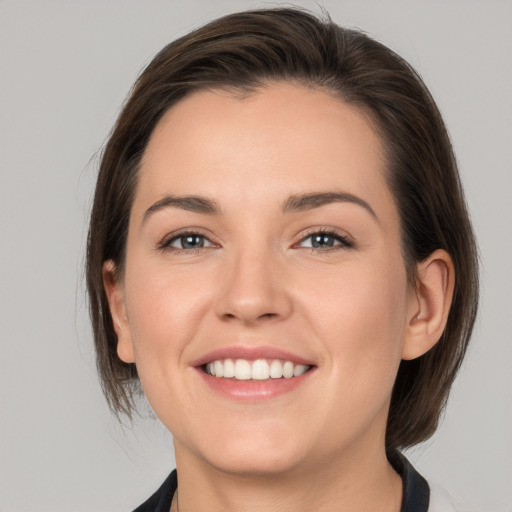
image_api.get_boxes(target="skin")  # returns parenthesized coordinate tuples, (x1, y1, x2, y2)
(104, 83, 454, 512)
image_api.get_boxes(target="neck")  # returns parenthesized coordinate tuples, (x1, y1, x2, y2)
(172, 441, 402, 512)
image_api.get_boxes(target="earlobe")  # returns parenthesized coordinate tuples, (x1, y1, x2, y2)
(402, 249, 455, 361)
(102, 260, 135, 364)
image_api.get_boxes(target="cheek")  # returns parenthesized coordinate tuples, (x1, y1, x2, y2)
(300, 257, 409, 392)
(122, 260, 213, 392)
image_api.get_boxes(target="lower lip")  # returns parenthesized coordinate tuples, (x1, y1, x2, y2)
(196, 368, 314, 401)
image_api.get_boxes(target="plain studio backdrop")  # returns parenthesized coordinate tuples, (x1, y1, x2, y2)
(0, 1, 511, 511)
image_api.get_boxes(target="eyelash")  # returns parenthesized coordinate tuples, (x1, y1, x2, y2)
(158, 228, 354, 254)
(158, 230, 216, 254)
(295, 229, 354, 251)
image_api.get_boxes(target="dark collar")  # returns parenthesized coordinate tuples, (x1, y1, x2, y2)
(389, 451, 430, 512)
(132, 453, 429, 512)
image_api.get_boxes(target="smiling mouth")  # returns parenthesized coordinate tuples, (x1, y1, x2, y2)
(203, 358, 313, 381)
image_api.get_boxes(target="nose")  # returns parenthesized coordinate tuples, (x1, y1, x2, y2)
(214, 248, 293, 326)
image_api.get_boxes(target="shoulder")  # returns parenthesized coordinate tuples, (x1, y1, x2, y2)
(132, 470, 177, 512)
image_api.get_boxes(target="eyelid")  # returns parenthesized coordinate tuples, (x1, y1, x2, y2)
(294, 227, 355, 250)
(157, 228, 219, 252)
(156, 226, 354, 253)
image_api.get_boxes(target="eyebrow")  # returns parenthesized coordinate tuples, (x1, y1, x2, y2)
(142, 191, 378, 223)
(282, 192, 378, 220)
(143, 195, 221, 223)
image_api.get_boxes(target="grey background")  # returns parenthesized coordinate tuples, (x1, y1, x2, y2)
(1, 1, 511, 511)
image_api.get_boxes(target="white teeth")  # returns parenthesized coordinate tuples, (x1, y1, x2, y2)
(270, 359, 283, 378)
(283, 361, 294, 379)
(293, 364, 309, 377)
(214, 360, 224, 378)
(234, 359, 252, 380)
(205, 358, 311, 380)
(223, 358, 235, 378)
(251, 359, 270, 380)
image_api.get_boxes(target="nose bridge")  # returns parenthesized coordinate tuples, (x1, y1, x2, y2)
(215, 238, 292, 325)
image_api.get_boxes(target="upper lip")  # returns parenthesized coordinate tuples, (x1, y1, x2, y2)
(192, 346, 316, 367)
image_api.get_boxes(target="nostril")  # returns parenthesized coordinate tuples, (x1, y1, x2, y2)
(215, 280, 293, 324)
(221, 310, 280, 325)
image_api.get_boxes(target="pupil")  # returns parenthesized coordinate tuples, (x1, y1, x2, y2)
(182, 235, 203, 249)
(312, 234, 333, 248)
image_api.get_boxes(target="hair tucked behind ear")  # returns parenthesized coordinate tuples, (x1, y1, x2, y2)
(86, 6, 478, 450)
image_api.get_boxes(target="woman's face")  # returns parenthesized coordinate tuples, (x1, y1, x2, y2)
(108, 83, 419, 475)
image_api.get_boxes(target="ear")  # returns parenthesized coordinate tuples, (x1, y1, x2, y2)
(402, 249, 455, 360)
(102, 260, 135, 363)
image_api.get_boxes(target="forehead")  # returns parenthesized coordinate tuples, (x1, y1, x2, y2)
(135, 83, 395, 220)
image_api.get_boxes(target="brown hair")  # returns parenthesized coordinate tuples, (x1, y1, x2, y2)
(86, 7, 478, 452)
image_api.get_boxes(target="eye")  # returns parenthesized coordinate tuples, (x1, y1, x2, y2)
(298, 231, 353, 250)
(163, 232, 215, 251)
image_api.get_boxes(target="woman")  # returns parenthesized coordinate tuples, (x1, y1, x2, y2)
(86, 7, 478, 512)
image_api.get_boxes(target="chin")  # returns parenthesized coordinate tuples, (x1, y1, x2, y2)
(207, 448, 305, 478)
(183, 420, 311, 477)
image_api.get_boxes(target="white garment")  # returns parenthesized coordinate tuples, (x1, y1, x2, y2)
(429, 484, 458, 512)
